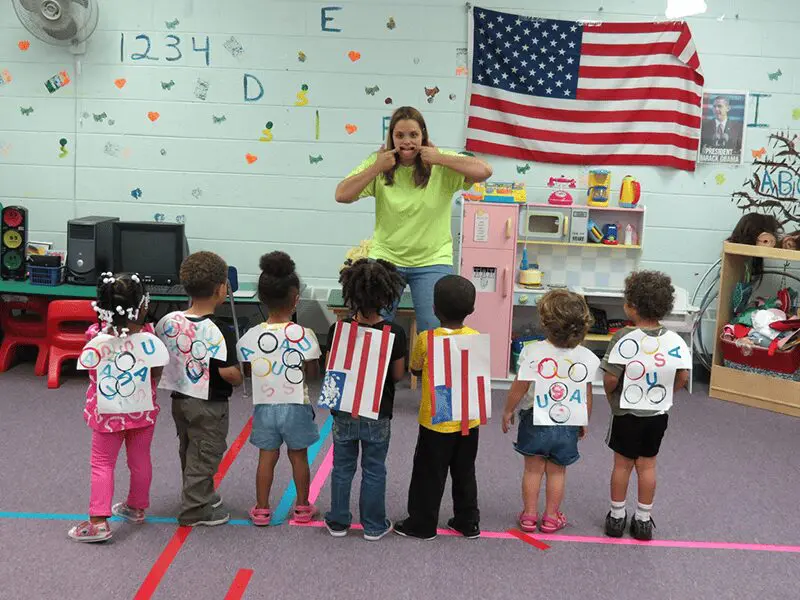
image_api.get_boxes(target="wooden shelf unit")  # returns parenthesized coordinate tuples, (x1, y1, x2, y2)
(709, 242, 800, 417)
(518, 240, 641, 249)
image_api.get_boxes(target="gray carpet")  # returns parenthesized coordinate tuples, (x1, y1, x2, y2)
(0, 363, 798, 600)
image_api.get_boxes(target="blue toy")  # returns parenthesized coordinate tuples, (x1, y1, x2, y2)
(602, 223, 619, 245)
(588, 219, 603, 243)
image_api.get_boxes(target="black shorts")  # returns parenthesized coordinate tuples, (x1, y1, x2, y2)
(606, 413, 668, 459)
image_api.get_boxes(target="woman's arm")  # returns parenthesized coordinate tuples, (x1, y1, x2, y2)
(335, 149, 397, 203)
(420, 145, 493, 183)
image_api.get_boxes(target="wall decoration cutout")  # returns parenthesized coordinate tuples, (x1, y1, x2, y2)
(345, 123, 358, 134)
(424, 86, 440, 103)
(0, 142, 11, 157)
(0, 69, 12, 85)
(191, 188, 202, 199)
(455, 47, 468, 76)
(224, 36, 244, 58)
(160, 148, 167, 156)
(131, 188, 142, 199)
(45, 71, 70, 93)
(413, 57, 420, 64)
(259, 122, 274, 142)
(176, 215, 186, 224)
(348, 50, 361, 62)
(114, 78, 127, 89)
(20, 107, 34, 116)
(298, 51, 307, 62)
(449, 93, 456, 101)
(212, 115, 227, 124)
(516, 163, 531, 174)
(309, 154, 323, 164)
(245, 153, 258, 164)
(751, 147, 766, 160)
(295, 84, 309, 106)
(732, 130, 800, 227)
(768, 69, 783, 81)
(315, 110, 320, 140)
(386, 17, 396, 29)
(715, 173, 726, 185)
(384, 97, 393, 105)
(165, 18, 180, 30)
(58, 138, 68, 158)
(18, 40, 30, 51)
(93, 112, 108, 123)
(238, 323, 321, 405)
(104, 142, 121, 157)
(107, 119, 115, 126)
(161, 80, 175, 90)
(793, 108, 800, 120)
(365, 85, 379, 96)
(154, 213, 165, 222)
(147, 111, 160, 122)
(194, 78, 210, 100)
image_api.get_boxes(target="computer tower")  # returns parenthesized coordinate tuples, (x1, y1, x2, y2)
(66, 216, 119, 285)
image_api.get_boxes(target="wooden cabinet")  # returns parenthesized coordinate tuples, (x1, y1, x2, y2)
(459, 202, 518, 378)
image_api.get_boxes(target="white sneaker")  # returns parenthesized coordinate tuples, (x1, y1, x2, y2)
(364, 520, 394, 541)
(325, 519, 349, 537)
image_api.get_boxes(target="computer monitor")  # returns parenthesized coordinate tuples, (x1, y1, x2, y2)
(112, 222, 189, 285)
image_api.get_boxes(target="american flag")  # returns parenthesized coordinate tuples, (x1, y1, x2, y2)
(465, 7, 704, 171)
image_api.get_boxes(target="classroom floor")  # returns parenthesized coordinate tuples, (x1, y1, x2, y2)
(0, 364, 798, 600)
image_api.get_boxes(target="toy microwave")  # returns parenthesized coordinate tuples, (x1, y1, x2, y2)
(519, 206, 590, 243)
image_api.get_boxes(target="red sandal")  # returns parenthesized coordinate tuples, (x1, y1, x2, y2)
(292, 504, 318, 524)
(539, 512, 567, 533)
(518, 512, 538, 533)
(249, 506, 272, 527)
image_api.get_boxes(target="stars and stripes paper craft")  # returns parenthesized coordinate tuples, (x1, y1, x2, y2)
(517, 341, 601, 426)
(608, 329, 691, 411)
(237, 322, 321, 405)
(78, 332, 169, 414)
(319, 320, 395, 420)
(428, 332, 492, 435)
(466, 6, 704, 171)
(156, 311, 228, 400)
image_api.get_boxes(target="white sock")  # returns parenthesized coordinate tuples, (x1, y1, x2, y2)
(635, 502, 653, 522)
(610, 500, 626, 519)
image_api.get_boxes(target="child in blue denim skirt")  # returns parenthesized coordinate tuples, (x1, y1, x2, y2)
(323, 259, 407, 541)
(239, 252, 321, 526)
(502, 290, 598, 534)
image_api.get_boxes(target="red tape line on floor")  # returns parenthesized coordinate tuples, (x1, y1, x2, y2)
(223, 568, 254, 600)
(507, 528, 550, 550)
(133, 416, 254, 600)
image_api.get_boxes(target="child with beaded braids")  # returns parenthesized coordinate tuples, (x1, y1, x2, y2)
(323, 259, 407, 541)
(68, 272, 169, 543)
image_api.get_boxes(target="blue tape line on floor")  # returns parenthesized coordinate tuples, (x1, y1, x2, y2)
(271, 414, 333, 526)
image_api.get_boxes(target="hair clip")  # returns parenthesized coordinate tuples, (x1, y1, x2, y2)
(130, 273, 141, 283)
(120, 327, 130, 338)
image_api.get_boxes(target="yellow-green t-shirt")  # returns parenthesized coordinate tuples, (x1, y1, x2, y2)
(348, 151, 471, 268)
(410, 326, 482, 434)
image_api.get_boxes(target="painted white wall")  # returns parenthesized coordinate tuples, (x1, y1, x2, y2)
(1, 0, 797, 325)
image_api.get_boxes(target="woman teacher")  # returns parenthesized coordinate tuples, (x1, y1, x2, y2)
(335, 106, 493, 331)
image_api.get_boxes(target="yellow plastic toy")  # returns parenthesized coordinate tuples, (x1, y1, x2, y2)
(587, 169, 611, 207)
(341, 239, 372, 271)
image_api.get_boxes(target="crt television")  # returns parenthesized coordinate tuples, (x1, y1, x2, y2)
(112, 222, 189, 285)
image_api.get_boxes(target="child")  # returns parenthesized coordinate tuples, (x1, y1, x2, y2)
(501, 290, 597, 535)
(238, 252, 321, 526)
(323, 258, 407, 541)
(602, 271, 689, 541)
(68, 273, 168, 542)
(156, 251, 243, 527)
(394, 275, 482, 540)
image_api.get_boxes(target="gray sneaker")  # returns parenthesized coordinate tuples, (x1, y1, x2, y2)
(186, 506, 230, 527)
(211, 494, 223, 509)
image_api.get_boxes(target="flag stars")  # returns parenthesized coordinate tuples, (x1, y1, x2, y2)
(568, 41, 576, 48)
(513, 50, 519, 57)
(542, 30, 549, 37)
(567, 57, 574, 64)
(564, 89, 571, 96)
(523, 28, 530, 35)
(506, 25, 512, 32)
(549, 55, 556, 62)
(537, 78, 544, 85)
(559, 48, 566, 55)
(570, 25, 577, 32)
(557, 64, 564, 71)
(565, 73, 572, 80)
(555, 80, 563, 87)
(547, 71, 554, 78)
(497, 15, 504, 22)
(514, 35, 521, 42)
(546, 87, 553, 94)
(552, 23, 559, 30)
(560, 32, 567, 39)
(488, 22, 495, 29)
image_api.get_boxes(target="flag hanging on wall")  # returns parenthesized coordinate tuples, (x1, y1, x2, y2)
(465, 7, 704, 171)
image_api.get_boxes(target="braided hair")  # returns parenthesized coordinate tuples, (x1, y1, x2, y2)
(258, 251, 300, 312)
(340, 259, 405, 317)
(92, 272, 149, 337)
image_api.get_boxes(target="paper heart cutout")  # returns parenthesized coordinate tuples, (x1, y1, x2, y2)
(18, 40, 30, 51)
(114, 78, 127, 89)
(345, 124, 358, 134)
(147, 111, 160, 122)
(245, 153, 258, 164)
(348, 51, 361, 62)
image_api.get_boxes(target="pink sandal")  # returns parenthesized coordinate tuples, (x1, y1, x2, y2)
(518, 512, 538, 533)
(539, 512, 567, 533)
(249, 506, 272, 527)
(292, 504, 318, 524)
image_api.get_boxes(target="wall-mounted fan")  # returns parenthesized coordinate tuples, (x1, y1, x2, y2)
(13, 0, 99, 54)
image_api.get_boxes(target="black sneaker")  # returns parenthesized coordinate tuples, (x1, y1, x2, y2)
(604, 511, 627, 538)
(394, 518, 437, 541)
(447, 518, 480, 539)
(630, 517, 655, 541)
(324, 519, 349, 538)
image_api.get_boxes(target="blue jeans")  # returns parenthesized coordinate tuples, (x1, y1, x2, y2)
(325, 414, 391, 536)
(385, 264, 453, 333)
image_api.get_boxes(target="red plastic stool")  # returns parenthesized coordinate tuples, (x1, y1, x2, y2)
(0, 297, 50, 376)
(46, 300, 97, 389)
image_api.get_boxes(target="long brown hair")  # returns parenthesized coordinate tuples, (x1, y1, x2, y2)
(383, 106, 431, 188)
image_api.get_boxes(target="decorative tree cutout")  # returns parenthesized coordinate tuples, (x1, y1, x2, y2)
(732, 130, 800, 227)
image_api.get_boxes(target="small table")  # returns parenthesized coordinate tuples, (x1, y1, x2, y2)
(327, 289, 418, 390)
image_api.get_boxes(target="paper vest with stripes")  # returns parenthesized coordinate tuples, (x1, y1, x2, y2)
(78, 332, 169, 414)
(237, 323, 321, 405)
(608, 329, 691, 412)
(156, 311, 228, 400)
(427, 332, 492, 435)
(319, 320, 396, 420)
(516, 341, 601, 426)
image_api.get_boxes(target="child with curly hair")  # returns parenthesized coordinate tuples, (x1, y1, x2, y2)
(602, 271, 689, 541)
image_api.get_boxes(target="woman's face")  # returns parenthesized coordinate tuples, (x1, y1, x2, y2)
(392, 119, 424, 165)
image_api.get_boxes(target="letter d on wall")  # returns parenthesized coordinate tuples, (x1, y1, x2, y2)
(244, 74, 264, 102)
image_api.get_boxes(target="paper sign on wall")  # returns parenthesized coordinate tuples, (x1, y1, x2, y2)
(517, 342, 601, 426)
(78, 332, 169, 414)
(156, 311, 228, 399)
(319, 321, 395, 420)
(237, 323, 321, 405)
(608, 329, 691, 412)
(428, 333, 492, 434)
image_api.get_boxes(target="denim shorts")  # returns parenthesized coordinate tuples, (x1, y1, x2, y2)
(514, 409, 580, 466)
(250, 404, 319, 451)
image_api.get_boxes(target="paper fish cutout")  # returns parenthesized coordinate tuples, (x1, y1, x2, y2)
(751, 147, 766, 159)
(768, 69, 782, 81)
(161, 80, 175, 90)
(165, 18, 180, 30)
(365, 85, 380, 96)
(309, 154, 324, 164)
(20, 106, 34, 116)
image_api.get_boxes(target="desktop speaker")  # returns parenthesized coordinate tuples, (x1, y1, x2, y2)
(66, 216, 119, 285)
(1, 206, 28, 281)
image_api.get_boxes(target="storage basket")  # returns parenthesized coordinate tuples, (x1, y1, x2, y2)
(27, 265, 65, 286)
(720, 336, 800, 380)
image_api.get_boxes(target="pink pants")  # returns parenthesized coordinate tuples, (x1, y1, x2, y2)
(89, 426, 155, 517)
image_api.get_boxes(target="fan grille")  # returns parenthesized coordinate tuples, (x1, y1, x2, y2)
(13, 0, 99, 46)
